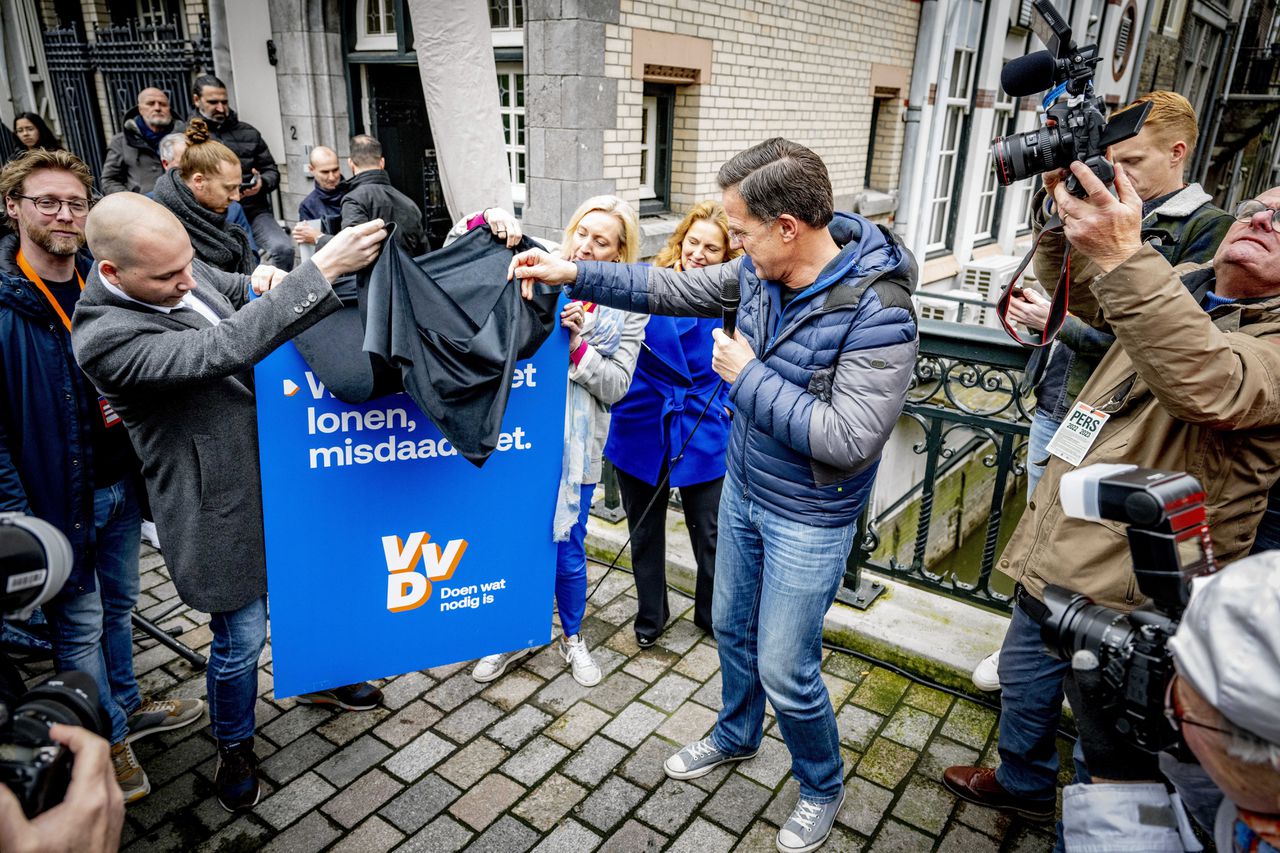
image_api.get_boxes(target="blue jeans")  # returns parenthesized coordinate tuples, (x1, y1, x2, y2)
(208, 595, 268, 746)
(44, 479, 142, 744)
(710, 482, 855, 803)
(1026, 411, 1061, 501)
(555, 483, 595, 638)
(996, 601, 1092, 797)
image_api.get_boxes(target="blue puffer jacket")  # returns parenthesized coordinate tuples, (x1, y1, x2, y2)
(0, 234, 100, 597)
(572, 212, 919, 527)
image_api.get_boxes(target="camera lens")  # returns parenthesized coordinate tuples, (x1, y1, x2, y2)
(10, 671, 108, 744)
(1040, 586, 1135, 661)
(991, 125, 1072, 186)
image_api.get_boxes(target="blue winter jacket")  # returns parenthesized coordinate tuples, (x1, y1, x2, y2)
(605, 314, 730, 488)
(572, 213, 918, 526)
(0, 234, 102, 597)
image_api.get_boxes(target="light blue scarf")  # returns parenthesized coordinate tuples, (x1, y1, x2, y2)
(554, 304, 625, 540)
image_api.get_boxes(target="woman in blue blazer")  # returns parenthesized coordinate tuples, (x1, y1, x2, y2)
(604, 201, 740, 645)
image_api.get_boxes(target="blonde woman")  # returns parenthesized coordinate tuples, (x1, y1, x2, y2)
(604, 201, 740, 646)
(472, 195, 648, 685)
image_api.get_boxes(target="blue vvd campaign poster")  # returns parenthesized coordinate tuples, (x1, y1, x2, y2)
(253, 327, 567, 698)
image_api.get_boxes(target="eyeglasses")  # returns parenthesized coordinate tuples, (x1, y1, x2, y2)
(1164, 674, 1237, 739)
(11, 194, 92, 217)
(1233, 199, 1280, 225)
(727, 218, 774, 246)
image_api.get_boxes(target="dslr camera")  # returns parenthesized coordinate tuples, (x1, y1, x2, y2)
(991, 0, 1152, 196)
(1039, 465, 1215, 753)
(0, 513, 109, 817)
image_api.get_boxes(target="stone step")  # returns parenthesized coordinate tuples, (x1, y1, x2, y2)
(585, 505, 1009, 699)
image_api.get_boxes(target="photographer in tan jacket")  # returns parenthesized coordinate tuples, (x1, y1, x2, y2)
(944, 160, 1280, 821)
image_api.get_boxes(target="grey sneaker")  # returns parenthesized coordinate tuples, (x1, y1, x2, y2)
(776, 790, 846, 852)
(125, 696, 206, 744)
(663, 736, 758, 780)
(472, 647, 531, 683)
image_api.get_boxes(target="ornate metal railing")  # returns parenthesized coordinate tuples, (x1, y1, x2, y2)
(840, 319, 1033, 611)
(591, 317, 1035, 615)
(91, 17, 214, 136)
(40, 17, 213, 178)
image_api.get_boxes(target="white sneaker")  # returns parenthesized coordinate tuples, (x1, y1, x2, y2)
(559, 634, 601, 687)
(140, 520, 161, 550)
(471, 647, 531, 683)
(972, 650, 1001, 692)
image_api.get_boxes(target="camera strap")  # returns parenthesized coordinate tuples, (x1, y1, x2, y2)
(996, 213, 1070, 349)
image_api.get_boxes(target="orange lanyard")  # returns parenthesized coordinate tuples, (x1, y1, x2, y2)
(17, 249, 84, 332)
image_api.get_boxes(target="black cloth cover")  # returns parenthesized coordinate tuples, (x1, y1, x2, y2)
(294, 225, 559, 466)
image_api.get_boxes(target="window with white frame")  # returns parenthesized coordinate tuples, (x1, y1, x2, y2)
(497, 63, 526, 204)
(355, 0, 397, 51)
(974, 91, 1016, 243)
(925, 0, 986, 255)
(490, 0, 523, 48)
(639, 96, 658, 200)
(135, 0, 168, 27)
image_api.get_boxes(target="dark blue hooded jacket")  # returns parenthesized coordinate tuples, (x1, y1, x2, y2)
(572, 212, 918, 526)
(0, 233, 101, 596)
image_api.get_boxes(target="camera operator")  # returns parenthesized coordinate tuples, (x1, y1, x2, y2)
(943, 161, 1280, 820)
(0, 723, 123, 853)
(1061, 552, 1280, 852)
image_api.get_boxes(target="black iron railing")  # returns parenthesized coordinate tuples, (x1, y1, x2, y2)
(92, 18, 214, 135)
(591, 318, 1035, 614)
(840, 319, 1033, 611)
(40, 17, 213, 178)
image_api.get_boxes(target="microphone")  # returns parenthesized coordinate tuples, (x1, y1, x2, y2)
(721, 276, 740, 338)
(1000, 51, 1058, 98)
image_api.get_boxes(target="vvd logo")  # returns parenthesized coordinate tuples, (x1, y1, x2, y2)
(383, 531, 468, 612)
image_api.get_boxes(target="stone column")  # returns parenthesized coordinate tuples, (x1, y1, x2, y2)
(522, 0, 619, 242)
(267, 0, 350, 221)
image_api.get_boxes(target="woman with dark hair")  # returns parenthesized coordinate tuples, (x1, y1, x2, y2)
(12, 112, 63, 153)
(605, 200, 740, 645)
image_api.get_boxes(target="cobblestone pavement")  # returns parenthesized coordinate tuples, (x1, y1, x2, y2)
(35, 546, 1070, 852)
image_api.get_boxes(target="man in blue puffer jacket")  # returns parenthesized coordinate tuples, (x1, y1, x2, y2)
(510, 138, 919, 853)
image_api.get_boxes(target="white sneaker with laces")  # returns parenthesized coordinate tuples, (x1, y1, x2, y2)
(471, 647, 531, 683)
(559, 634, 601, 686)
(972, 650, 1001, 692)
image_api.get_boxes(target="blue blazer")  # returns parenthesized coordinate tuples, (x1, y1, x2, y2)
(605, 314, 730, 488)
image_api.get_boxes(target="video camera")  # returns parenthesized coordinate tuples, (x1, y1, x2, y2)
(1040, 464, 1216, 752)
(0, 513, 109, 817)
(990, 0, 1152, 197)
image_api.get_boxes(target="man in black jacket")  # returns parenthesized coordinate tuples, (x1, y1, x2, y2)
(100, 87, 183, 195)
(337, 135, 425, 255)
(191, 75, 294, 270)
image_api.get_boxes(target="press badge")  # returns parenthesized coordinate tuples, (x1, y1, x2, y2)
(1046, 401, 1110, 467)
(99, 396, 121, 428)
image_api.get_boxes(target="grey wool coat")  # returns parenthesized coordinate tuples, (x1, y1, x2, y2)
(72, 259, 341, 613)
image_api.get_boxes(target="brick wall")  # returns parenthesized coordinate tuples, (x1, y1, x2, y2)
(603, 0, 919, 214)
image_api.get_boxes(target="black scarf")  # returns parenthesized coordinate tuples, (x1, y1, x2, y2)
(152, 168, 254, 275)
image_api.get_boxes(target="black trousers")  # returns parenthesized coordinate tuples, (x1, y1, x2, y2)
(616, 466, 723, 640)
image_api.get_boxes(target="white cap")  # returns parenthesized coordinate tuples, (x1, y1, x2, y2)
(1168, 550, 1280, 745)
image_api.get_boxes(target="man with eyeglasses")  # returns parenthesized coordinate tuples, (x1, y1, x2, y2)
(0, 149, 205, 805)
(944, 159, 1280, 831)
(1059, 551, 1280, 852)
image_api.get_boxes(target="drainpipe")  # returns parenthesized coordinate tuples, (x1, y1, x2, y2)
(207, 0, 236, 97)
(895, 0, 945, 249)
(1125, 0, 1158, 103)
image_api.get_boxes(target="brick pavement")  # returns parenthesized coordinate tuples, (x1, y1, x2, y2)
(33, 546, 1070, 852)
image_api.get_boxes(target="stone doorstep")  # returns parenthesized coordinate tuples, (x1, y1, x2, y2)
(585, 510, 1010, 698)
